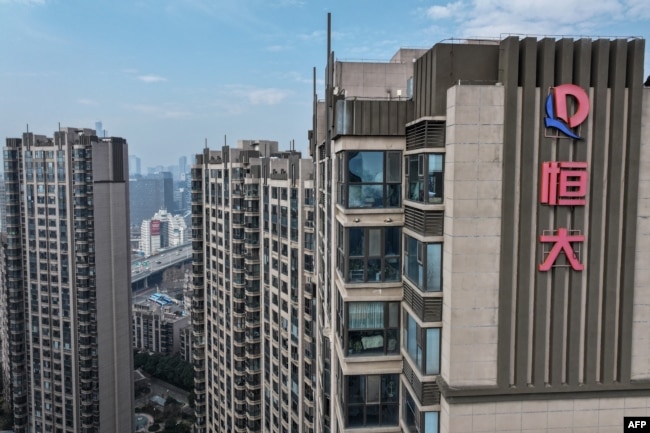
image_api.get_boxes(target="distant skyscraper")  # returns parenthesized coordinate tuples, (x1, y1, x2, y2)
(129, 154, 141, 177)
(191, 140, 316, 433)
(94, 121, 104, 137)
(2, 128, 134, 433)
(129, 172, 174, 228)
(178, 155, 187, 176)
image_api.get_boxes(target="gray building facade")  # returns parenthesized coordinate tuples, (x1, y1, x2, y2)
(191, 140, 316, 433)
(2, 128, 134, 433)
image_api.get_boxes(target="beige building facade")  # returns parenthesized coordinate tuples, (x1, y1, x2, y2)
(312, 27, 649, 433)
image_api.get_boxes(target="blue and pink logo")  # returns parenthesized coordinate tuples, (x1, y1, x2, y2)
(544, 84, 589, 140)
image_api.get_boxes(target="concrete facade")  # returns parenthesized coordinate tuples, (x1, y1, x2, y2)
(2, 128, 134, 433)
(442, 397, 650, 433)
(633, 89, 650, 381)
(442, 85, 503, 388)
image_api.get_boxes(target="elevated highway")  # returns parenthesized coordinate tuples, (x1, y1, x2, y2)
(131, 243, 192, 289)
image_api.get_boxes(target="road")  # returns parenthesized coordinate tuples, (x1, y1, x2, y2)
(131, 243, 192, 283)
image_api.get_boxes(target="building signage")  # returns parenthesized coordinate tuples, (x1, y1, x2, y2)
(150, 219, 161, 236)
(544, 83, 589, 140)
(539, 84, 589, 272)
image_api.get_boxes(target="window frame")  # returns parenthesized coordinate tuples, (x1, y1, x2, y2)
(337, 150, 402, 209)
(404, 311, 441, 376)
(339, 371, 400, 428)
(337, 224, 401, 283)
(405, 153, 444, 204)
(337, 299, 400, 357)
(404, 234, 442, 292)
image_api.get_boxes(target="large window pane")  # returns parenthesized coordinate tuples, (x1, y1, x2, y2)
(348, 375, 365, 403)
(368, 229, 381, 256)
(339, 150, 401, 208)
(349, 151, 383, 182)
(348, 302, 383, 329)
(384, 257, 401, 282)
(405, 235, 442, 292)
(428, 154, 444, 203)
(349, 184, 384, 208)
(426, 328, 441, 375)
(386, 152, 401, 182)
(349, 228, 364, 256)
(427, 243, 442, 292)
(343, 373, 399, 428)
(342, 227, 402, 283)
(385, 227, 400, 256)
(346, 302, 399, 356)
(425, 411, 439, 433)
(366, 375, 380, 403)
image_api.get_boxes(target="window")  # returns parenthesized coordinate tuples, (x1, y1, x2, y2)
(404, 312, 440, 375)
(337, 225, 401, 283)
(339, 300, 399, 356)
(337, 151, 401, 208)
(404, 235, 442, 292)
(406, 154, 444, 203)
(340, 372, 399, 427)
(403, 389, 439, 433)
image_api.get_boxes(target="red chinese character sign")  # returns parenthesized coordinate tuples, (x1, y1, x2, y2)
(538, 84, 590, 272)
(540, 162, 588, 206)
(539, 228, 585, 271)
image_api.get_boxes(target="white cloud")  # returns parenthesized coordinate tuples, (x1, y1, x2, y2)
(425, 0, 643, 39)
(76, 98, 97, 106)
(247, 88, 289, 105)
(426, 1, 465, 20)
(137, 75, 167, 83)
(298, 30, 325, 41)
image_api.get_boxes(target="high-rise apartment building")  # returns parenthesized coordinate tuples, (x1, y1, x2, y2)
(0, 173, 7, 233)
(312, 22, 649, 433)
(2, 128, 134, 433)
(191, 140, 316, 433)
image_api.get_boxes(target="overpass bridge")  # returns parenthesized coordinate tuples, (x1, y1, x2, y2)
(131, 243, 192, 290)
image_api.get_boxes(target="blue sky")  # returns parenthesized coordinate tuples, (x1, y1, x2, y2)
(1, 0, 648, 169)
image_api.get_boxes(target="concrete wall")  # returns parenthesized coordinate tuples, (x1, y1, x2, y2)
(633, 88, 650, 379)
(93, 139, 134, 433)
(441, 395, 650, 432)
(441, 84, 504, 387)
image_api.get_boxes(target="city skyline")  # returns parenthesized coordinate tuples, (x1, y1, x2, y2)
(1, 0, 649, 167)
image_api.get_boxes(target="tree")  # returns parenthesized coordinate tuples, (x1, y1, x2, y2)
(133, 352, 194, 392)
